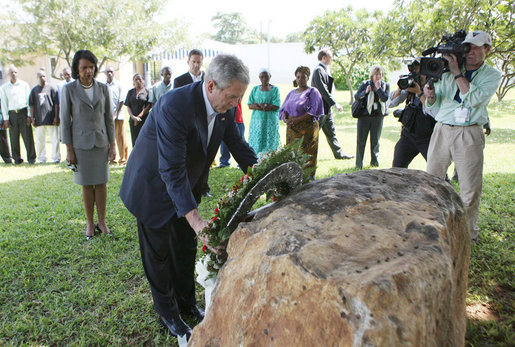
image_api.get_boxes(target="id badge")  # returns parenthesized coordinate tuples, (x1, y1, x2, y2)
(454, 105, 470, 124)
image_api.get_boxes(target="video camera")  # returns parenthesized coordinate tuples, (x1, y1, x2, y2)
(420, 30, 470, 81)
(397, 59, 420, 90)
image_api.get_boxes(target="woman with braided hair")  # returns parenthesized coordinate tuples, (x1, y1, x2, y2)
(279, 66, 324, 179)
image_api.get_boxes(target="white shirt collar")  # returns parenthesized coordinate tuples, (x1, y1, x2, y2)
(202, 82, 216, 117)
(189, 71, 203, 82)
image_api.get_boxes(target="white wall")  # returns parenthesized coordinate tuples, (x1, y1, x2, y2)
(237, 42, 319, 85)
(149, 41, 319, 86)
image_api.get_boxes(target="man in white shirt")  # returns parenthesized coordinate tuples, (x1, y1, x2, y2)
(0, 66, 36, 164)
(57, 67, 73, 102)
(105, 66, 128, 165)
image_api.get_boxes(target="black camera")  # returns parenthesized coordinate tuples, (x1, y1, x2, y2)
(397, 72, 418, 90)
(397, 59, 420, 90)
(420, 30, 470, 80)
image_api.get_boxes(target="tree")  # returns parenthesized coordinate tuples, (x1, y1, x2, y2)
(211, 12, 255, 44)
(304, 7, 382, 102)
(474, 0, 514, 101)
(285, 32, 304, 43)
(0, 0, 186, 76)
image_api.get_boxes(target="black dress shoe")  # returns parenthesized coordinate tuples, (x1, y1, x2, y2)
(181, 305, 205, 322)
(159, 314, 192, 339)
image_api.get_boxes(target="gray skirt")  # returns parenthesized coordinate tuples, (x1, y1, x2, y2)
(73, 146, 109, 186)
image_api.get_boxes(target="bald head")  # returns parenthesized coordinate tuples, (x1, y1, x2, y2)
(8, 66, 18, 83)
(62, 67, 72, 82)
(37, 70, 47, 86)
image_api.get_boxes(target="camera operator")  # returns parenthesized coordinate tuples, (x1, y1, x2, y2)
(424, 31, 502, 242)
(389, 60, 436, 168)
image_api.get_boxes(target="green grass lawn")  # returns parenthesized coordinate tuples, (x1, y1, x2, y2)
(0, 88, 513, 345)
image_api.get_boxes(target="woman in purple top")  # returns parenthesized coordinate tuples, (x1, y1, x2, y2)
(279, 66, 324, 179)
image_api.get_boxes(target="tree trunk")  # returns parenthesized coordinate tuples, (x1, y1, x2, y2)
(335, 60, 355, 104)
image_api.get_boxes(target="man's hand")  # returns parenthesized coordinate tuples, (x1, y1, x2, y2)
(2, 120, 10, 129)
(27, 116, 33, 127)
(185, 209, 209, 234)
(424, 83, 436, 105)
(442, 54, 461, 76)
(334, 103, 343, 113)
(406, 82, 422, 96)
(185, 209, 223, 254)
(484, 124, 491, 136)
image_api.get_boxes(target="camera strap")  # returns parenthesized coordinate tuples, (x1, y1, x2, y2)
(453, 69, 477, 103)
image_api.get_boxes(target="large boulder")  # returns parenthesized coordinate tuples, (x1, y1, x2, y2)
(190, 169, 470, 346)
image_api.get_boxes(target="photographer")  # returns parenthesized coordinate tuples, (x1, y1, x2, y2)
(389, 60, 436, 168)
(424, 31, 502, 242)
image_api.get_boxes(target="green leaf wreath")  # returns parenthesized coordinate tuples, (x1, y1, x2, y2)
(199, 138, 311, 275)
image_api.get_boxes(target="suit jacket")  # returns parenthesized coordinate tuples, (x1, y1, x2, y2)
(119, 81, 257, 229)
(60, 80, 115, 150)
(173, 72, 204, 89)
(311, 63, 337, 115)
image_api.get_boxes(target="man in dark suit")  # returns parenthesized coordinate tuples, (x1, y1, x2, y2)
(173, 49, 204, 88)
(119, 54, 257, 340)
(311, 49, 353, 160)
(173, 49, 213, 197)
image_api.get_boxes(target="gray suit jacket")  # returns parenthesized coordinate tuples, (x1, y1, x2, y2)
(60, 80, 115, 150)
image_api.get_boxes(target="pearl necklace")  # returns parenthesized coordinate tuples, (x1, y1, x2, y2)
(81, 81, 93, 89)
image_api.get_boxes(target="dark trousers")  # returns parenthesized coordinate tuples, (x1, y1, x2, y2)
(8, 108, 36, 164)
(0, 128, 12, 163)
(129, 120, 145, 147)
(137, 216, 197, 319)
(219, 122, 245, 167)
(392, 128, 431, 168)
(356, 115, 384, 169)
(319, 112, 345, 159)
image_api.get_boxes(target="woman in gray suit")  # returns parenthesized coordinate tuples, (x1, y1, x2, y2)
(60, 50, 116, 240)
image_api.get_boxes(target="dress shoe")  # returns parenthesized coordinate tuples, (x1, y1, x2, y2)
(159, 314, 192, 339)
(181, 305, 205, 321)
(336, 153, 354, 160)
(202, 192, 213, 198)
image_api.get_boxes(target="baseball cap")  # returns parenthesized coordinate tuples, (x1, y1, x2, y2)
(463, 31, 492, 47)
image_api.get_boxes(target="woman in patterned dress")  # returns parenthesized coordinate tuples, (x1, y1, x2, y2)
(279, 66, 324, 179)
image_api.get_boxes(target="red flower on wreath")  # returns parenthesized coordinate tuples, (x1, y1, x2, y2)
(214, 207, 219, 215)
(212, 216, 217, 222)
(202, 245, 207, 253)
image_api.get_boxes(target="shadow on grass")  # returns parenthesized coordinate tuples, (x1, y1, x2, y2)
(465, 172, 514, 346)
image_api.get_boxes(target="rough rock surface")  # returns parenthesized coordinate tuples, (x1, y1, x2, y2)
(190, 168, 470, 346)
